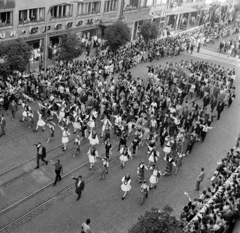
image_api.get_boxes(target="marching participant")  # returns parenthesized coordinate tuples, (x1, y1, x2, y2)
(129, 137, 140, 157)
(87, 146, 99, 170)
(163, 154, 176, 176)
(137, 161, 148, 183)
(140, 180, 149, 205)
(20, 102, 31, 122)
(121, 173, 131, 200)
(88, 129, 99, 146)
(99, 157, 109, 180)
(27, 110, 34, 129)
(149, 165, 162, 189)
(46, 122, 55, 143)
(72, 114, 82, 134)
(59, 125, 71, 151)
(33, 110, 46, 132)
(101, 115, 112, 138)
(73, 135, 81, 157)
(103, 138, 112, 159)
(119, 145, 131, 168)
(147, 146, 160, 166)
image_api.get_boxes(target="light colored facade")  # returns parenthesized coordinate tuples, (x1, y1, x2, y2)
(0, 0, 122, 48)
(122, 0, 234, 40)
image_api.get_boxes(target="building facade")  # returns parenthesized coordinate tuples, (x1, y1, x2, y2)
(0, 0, 122, 48)
(122, 0, 235, 40)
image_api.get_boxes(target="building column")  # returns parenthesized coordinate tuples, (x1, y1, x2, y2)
(66, 5, 70, 16)
(10, 12, 13, 24)
(175, 14, 180, 30)
(37, 8, 39, 21)
(56, 6, 59, 17)
(187, 13, 191, 28)
(27, 10, 30, 21)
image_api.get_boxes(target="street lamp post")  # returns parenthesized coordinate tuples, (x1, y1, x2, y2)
(43, 0, 84, 75)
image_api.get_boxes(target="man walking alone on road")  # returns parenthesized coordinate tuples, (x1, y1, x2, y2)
(196, 167, 205, 191)
(52, 159, 63, 186)
(34, 142, 48, 169)
(72, 175, 85, 201)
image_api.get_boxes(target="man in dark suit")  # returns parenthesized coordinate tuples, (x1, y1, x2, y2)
(34, 142, 48, 169)
(0, 114, 6, 136)
(72, 175, 85, 201)
(216, 101, 224, 120)
(9, 99, 18, 120)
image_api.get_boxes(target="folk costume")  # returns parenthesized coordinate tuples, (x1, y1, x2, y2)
(147, 147, 160, 166)
(87, 147, 99, 169)
(119, 146, 131, 168)
(88, 130, 99, 146)
(47, 122, 55, 143)
(73, 135, 81, 157)
(149, 165, 162, 189)
(137, 162, 148, 183)
(33, 110, 46, 132)
(140, 181, 149, 205)
(99, 157, 109, 180)
(59, 126, 71, 151)
(121, 174, 131, 200)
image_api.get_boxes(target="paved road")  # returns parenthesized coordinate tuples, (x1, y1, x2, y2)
(0, 42, 239, 233)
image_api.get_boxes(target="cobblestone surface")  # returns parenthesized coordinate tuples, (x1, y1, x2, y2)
(0, 43, 239, 233)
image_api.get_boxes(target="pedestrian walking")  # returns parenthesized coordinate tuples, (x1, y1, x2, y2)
(147, 147, 160, 166)
(197, 42, 201, 53)
(149, 165, 162, 189)
(73, 135, 81, 157)
(27, 110, 34, 128)
(81, 219, 91, 233)
(51, 159, 63, 186)
(88, 129, 99, 146)
(87, 146, 99, 170)
(190, 44, 194, 54)
(137, 161, 148, 183)
(0, 114, 6, 137)
(196, 167, 205, 191)
(185, 133, 196, 155)
(216, 101, 224, 120)
(34, 142, 48, 169)
(163, 154, 176, 176)
(200, 124, 213, 142)
(121, 173, 131, 200)
(72, 175, 85, 201)
(9, 99, 18, 120)
(140, 180, 149, 205)
(59, 125, 71, 151)
(129, 137, 139, 157)
(99, 157, 109, 180)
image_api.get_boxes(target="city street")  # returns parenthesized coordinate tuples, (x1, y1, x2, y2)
(0, 41, 240, 233)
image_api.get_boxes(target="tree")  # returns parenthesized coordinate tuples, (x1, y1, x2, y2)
(103, 21, 131, 51)
(57, 33, 82, 63)
(128, 205, 184, 233)
(0, 39, 33, 76)
(139, 21, 159, 44)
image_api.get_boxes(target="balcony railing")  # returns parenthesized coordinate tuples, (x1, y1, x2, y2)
(124, 5, 138, 12)
(0, 22, 12, 28)
(77, 11, 100, 16)
(49, 15, 73, 21)
(139, 6, 151, 10)
(19, 18, 45, 26)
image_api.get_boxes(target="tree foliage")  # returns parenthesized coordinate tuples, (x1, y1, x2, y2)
(104, 21, 131, 51)
(139, 21, 159, 43)
(57, 33, 82, 62)
(128, 205, 184, 233)
(0, 39, 33, 75)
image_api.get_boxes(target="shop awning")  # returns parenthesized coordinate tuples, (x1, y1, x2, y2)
(100, 21, 118, 27)
(172, 6, 198, 15)
(124, 14, 153, 24)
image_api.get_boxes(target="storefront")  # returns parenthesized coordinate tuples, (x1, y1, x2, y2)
(199, 9, 210, 25)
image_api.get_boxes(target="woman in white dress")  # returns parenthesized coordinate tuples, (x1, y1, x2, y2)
(21, 103, 31, 122)
(72, 115, 82, 134)
(59, 125, 71, 151)
(33, 110, 46, 132)
(88, 129, 99, 146)
(163, 136, 172, 159)
(87, 115, 95, 132)
(58, 107, 65, 123)
(148, 147, 160, 166)
(119, 145, 131, 168)
(121, 174, 131, 200)
(149, 165, 162, 189)
(87, 146, 99, 170)
(100, 115, 112, 138)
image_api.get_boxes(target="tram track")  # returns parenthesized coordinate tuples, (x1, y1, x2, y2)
(0, 120, 104, 179)
(0, 145, 119, 232)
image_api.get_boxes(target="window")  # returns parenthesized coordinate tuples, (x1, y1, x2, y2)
(19, 8, 45, 24)
(139, 0, 153, 8)
(104, 0, 118, 12)
(50, 4, 72, 19)
(124, 0, 138, 12)
(155, 0, 167, 5)
(78, 2, 101, 15)
(0, 11, 13, 27)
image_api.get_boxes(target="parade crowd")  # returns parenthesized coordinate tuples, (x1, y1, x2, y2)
(0, 20, 239, 232)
